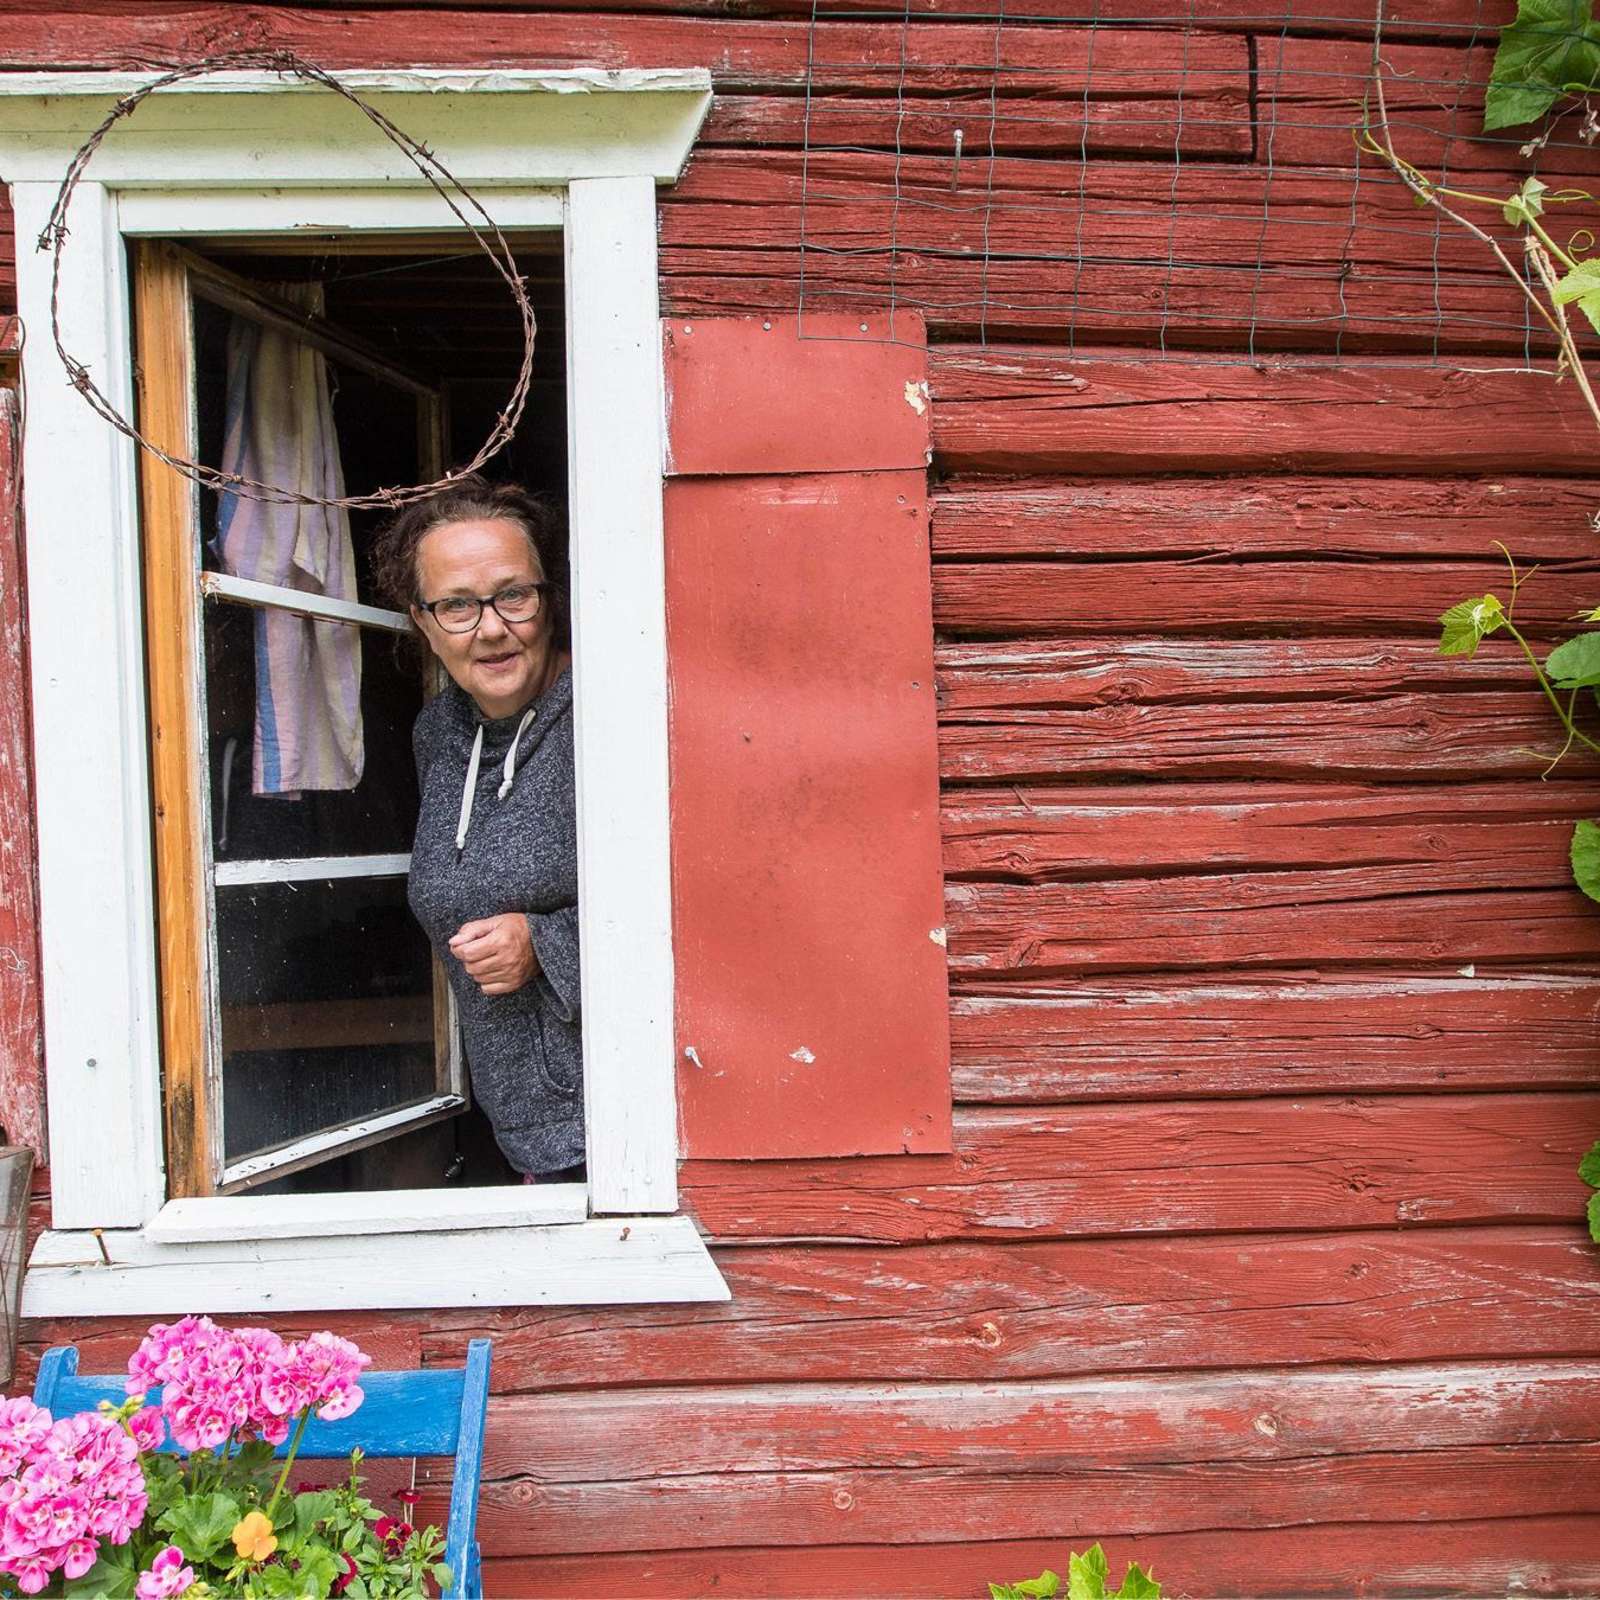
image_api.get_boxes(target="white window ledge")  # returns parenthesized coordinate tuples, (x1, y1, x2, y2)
(23, 1216, 727, 1317)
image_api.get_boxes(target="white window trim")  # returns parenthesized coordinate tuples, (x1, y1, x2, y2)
(0, 68, 728, 1313)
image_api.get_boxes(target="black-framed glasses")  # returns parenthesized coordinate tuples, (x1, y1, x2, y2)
(416, 583, 549, 634)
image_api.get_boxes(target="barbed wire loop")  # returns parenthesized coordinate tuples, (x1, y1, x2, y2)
(38, 48, 537, 511)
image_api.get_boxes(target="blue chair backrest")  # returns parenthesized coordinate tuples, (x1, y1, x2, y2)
(33, 1340, 491, 1600)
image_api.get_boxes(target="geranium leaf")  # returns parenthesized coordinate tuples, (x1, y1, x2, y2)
(1439, 594, 1506, 656)
(159, 1491, 243, 1562)
(1571, 820, 1600, 904)
(1486, 0, 1600, 130)
(1547, 632, 1600, 687)
(1578, 1138, 1600, 1189)
(64, 1543, 136, 1599)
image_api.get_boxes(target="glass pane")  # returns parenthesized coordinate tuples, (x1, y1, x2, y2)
(204, 602, 424, 862)
(216, 877, 440, 1166)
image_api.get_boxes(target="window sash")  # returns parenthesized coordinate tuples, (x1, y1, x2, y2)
(136, 242, 465, 1196)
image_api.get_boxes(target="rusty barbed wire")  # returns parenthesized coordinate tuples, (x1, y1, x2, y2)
(37, 49, 537, 510)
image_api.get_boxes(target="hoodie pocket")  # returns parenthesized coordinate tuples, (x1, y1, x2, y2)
(528, 1005, 581, 1097)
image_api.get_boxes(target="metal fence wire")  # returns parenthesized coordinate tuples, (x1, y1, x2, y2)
(793, 0, 1596, 366)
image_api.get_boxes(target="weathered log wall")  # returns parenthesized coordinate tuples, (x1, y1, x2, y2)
(10, 1, 1600, 1594)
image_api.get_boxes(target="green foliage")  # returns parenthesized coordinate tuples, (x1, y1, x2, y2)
(1504, 175, 1551, 225)
(1547, 632, 1600, 687)
(1437, 594, 1506, 656)
(1580, 1139, 1600, 1241)
(1571, 819, 1600, 904)
(1486, 0, 1600, 129)
(990, 1545, 1160, 1600)
(1552, 256, 1600, 331)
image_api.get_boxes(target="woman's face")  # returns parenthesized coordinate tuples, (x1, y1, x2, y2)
(412, 516, 554, 719)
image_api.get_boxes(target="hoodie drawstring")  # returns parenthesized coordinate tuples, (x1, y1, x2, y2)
(455, 707, 537, 854)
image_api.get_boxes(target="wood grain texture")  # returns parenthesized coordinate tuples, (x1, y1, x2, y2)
(929, 348, 1600, 473)
(0, 388, 43, 1158)
(470, 1442, 1600, 1554)
(132, 244, 213, 1200)
(935, 639, 1588, 781)
(679, 1092, 1600, 1243)
(949, 974, 1600, 1101)
(930, 475, 1600, 561)
(484, 1516, 1600, 1599)
(472, 1358, 1600, 1481)
(945, 873, 1600, 975)
(933, 557, 1598, 637)
(941, 781, 1597, 881)
(424, 1226, 1600, 1388)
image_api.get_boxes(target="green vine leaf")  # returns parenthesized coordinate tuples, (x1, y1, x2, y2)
(1116, 1567, 1163, 1600)
(1486, 0, 1600, 130)
(1548, 631, 1600, 685)
(1068, 1546, 1111, 1600)
(1571, 819, 1600, 904)
(991, 1574, 1061, 1600)
(1438, 594, 1506, 656)
(1589, 1188, 1600, 1242)
(1504, 175, 1551, 225)
(1552, 256, 1600, 331)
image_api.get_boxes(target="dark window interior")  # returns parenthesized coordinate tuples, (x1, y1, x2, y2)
(180, 236, 568, 1194)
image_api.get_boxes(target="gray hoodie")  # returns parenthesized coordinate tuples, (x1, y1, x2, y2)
(407, 667, 584, 1176)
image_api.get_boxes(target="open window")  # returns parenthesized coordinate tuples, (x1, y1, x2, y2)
(0, 68, 725, 1312)
(135, 238, 569, 1198)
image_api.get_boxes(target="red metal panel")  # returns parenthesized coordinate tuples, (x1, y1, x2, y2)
(0, 388, 44, 1158)
(667, 469, 950, 1159)
(663, 313, 929, 477)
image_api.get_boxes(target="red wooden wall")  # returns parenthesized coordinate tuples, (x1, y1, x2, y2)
(9, 2, 1600, 1596)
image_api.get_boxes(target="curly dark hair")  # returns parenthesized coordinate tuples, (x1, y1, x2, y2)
(370, 474, 571, 650)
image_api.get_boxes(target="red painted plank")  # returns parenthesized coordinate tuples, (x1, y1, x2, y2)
(484, 1515, 1600, 1599)
(930, 476, 1600, 562)
(941, 781, 1598, 881)
(0, 389, 43, 1159)
(473, 1358, 1600, 1482)
(950, 974, 1600, 1100)
(425, 1226, 1600, 1389)
(471, 1442, 1600, 1555)
(704, 80, 1252, 159)
(933, 557, 1599, 637)
(680, 1092, 1600, 1242)
(938, 637, 1534, 704)
(946, 873, 1600, 974)
(935, 641, 1586, 782)
(929, 348, 1600, 473)
(663, 313, 929, 475)
(667, 467, 949, 1158)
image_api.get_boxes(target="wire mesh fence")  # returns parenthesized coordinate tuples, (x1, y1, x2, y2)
(790, 0, 1599, 365)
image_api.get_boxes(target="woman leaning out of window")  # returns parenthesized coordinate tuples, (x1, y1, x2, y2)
(373, 476, 584, 1185)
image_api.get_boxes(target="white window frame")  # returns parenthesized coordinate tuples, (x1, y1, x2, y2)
(0, 68, 727, 1313)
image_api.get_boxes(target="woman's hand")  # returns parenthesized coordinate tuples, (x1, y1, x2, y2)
(449, 914, 540, 996)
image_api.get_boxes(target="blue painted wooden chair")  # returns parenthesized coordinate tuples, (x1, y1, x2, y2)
(33, 1338, 491, 1600)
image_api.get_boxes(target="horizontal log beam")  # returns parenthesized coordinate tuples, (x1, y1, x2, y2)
(422, 1224, 1600, 1388)
(679, 1091, 1599, 1242)
(484, 1515, 1600, 1599)
(940, 781, 1597, 881)
(945, 872, 1600, 974)
(932, 557, 1598, 636)
(949, 973, 1600, 1100)
(930, 475, 1600, 561)
(928, 347, 1600, 472)
(469, 1442, 1600, 1554)
(469, 1357, 1600, 1481)
(939, 688, 1581, 782)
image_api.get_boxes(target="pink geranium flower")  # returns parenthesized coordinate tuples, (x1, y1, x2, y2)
(135, 1543, 195, 1600)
